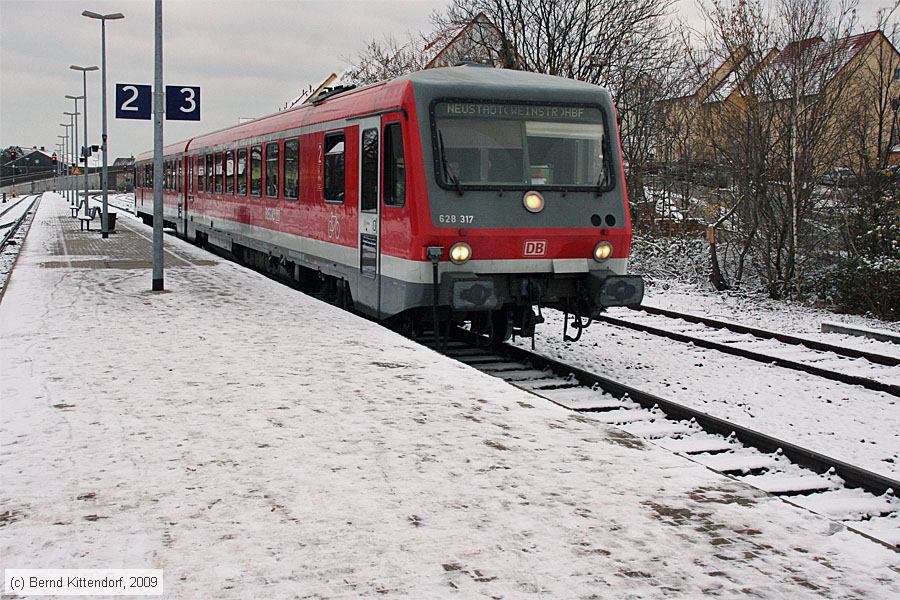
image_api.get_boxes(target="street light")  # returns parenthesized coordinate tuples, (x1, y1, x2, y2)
(70, 65, 97, 217)
(83, 10, 124, 238)
(64, 100, 82, 209)
(59, 123, 72, 202)
(57, 132, 68, 196)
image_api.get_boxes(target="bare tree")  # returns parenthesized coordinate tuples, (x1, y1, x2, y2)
(344, 34, 428, 86)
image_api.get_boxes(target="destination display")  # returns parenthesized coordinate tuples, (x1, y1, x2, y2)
(436, 102, 600, 123)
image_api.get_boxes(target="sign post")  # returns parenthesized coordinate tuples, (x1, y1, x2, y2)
(152, 0, 164, 291)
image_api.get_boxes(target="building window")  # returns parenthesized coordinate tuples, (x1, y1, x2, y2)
(383, 122, 405, 207)
(237, 148, 247, 195)
(361, 128, 378, 212)
(323, 132, 345, 203)
(250, 145, 262, 197)
(284, 139, 299, 200)
(225, 150, 234, 194)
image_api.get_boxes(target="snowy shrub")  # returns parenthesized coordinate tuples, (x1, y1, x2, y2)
(827, 257, 900, 321)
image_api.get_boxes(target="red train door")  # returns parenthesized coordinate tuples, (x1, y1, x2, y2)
(357, 117, 381, 317)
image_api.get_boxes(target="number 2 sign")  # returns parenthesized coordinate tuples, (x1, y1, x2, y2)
(115, 84, 201, 121)
(115, 84, 152, 120)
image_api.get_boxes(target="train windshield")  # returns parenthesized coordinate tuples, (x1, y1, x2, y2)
(433, 101, 610, 190)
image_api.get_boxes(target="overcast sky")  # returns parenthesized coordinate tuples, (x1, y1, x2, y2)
(0, 0, 894, 160)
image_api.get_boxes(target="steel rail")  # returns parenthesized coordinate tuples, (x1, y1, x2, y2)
(635, 304, 898, 367)
(490, 337, 900, 499)
(597, 315, 900, 398)
(0, 196, 38, 251)
(0, 195, 33, 220)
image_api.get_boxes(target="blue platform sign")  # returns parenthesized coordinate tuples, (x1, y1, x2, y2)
(165, 86, 201, 121)
(115, 84, 152, 120)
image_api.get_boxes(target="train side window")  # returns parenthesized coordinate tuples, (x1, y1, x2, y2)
(237, 148, 247, 195)
(284, 139, 299, 200)
(266, 141, 279, 198)
(215, 153, 223, 193)
(198, 156, 205, 192)
(225, 150, 234, 194)
(250, 145, 262, 197)
(205, 154, 213, 193)
(383, 122, 405, 207)
(323, 132, 345, 203)
(361, 128, 378, 212)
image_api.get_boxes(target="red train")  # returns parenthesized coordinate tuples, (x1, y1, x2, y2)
(135, 64, 643, 340)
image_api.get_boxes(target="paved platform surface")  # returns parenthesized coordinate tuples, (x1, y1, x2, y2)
(2, 194, 898, 598)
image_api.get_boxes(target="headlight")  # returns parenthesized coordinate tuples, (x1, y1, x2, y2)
(593, 241, 613, 262)
(523, 190, 544, 213)
(449, 242, 472, 264)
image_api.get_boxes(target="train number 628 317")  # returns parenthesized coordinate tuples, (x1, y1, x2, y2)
(438, 214, 474, 224)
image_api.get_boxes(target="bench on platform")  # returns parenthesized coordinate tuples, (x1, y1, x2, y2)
(78, 207, 102, 231)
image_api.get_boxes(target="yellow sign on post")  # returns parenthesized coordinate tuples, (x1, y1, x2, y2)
(73, 167, 82, 175)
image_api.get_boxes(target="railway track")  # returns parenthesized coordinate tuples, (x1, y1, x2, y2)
(0, 195, 39, 251)
(427, 330, 900, 549)
(1, 195, 41, 300)
(595, 307, 899, 397)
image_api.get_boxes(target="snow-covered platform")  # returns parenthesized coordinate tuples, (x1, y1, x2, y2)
(2, 194, 898, 598)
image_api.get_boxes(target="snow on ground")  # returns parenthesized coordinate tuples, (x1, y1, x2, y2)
(643, 279, 900, 358)
(519, 306, 900, 481)
(2, 195, 898, 597)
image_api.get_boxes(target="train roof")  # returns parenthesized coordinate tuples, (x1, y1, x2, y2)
(135, 66, 613, 161)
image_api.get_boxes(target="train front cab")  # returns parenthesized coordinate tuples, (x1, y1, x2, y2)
(384, 67, 644, 340)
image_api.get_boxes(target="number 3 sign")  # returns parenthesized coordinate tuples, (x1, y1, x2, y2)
(164, 86, 200, 121)
(115, 84, 200, 121)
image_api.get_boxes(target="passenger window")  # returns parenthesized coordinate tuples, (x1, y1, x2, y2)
(284, 139, 299, 200)
(383, 122, 405, 207)
(237, 148, 247, 195)
(225, 150, 234, 194)
(215, 153, 223, 193)
(266, 141, 279, 198)
(361, 128, 378, 212)
(205, 154, 213, 193)
(323, 132, 345, 203)
(250, 145, 262, 197)
(198, 156, 205, 192)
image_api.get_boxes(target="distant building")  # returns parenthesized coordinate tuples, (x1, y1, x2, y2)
(656, 30, 900, 173)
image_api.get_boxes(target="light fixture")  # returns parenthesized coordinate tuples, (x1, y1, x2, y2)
(523, 190, 544, 213)
(449, 242, 472, 264)
(593, 241, 613, 262)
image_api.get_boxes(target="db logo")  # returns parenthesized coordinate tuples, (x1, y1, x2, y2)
(523, 240, 547, 256)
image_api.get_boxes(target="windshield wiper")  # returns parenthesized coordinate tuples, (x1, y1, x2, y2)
(438, 130, 463, 196)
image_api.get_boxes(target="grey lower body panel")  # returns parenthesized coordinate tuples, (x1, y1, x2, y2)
(155, 210, 643, 319)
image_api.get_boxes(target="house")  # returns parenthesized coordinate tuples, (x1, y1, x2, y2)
(656, 30, 900, 175)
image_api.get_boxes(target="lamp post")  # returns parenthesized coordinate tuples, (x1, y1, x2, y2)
(83, 10, 124, 238)
(57, 135, 67, 194)
(64, 101, 82, 209)
(59, 124, 71, 201)
(70, 65, 98, 216)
